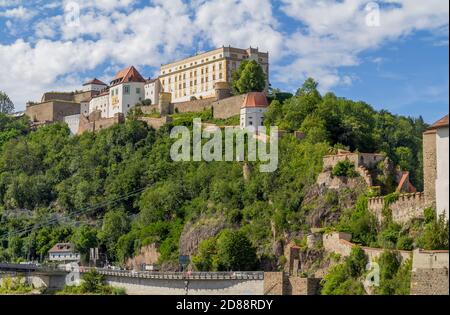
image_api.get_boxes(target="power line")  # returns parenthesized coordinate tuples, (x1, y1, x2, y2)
(0, 185, 150, 241)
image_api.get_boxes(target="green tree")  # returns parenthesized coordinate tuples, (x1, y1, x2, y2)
(71, 225, 98, 261)
(0, 91, 14, 114)
(215, 230, 257, 271)
(231, 60, 266, 94)
(321, 247, 367, 295)
(80, 269, 105, 293)
(417, 212, 449, 250)
(192, 237, 217, 271)
(98, 210, 130, 261)
(375, 251, 411, 295)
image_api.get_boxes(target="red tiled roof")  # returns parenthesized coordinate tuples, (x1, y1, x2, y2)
(111, 66, 146, 86)
(428, 114, 449, 130)
(241, 92, 269, 108)
(83, 78, 107, 86)
(145, 78, 158, 84)
(49, 243, 75, 253)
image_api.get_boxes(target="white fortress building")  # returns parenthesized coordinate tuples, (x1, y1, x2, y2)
(240, 92, 269, 128)
(159, 46, 269, 103)
(82, 46, 269, 119)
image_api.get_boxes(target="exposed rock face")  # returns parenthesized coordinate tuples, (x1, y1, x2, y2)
(304, 171, 367, 228)
(125, 243, 160, 270)
(179, 216, 227, 256)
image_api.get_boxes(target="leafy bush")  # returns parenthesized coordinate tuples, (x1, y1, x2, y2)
(417, 212, 449, 250)
(321, 246, 367, 295)
(332, 160, 358, 178)
(192, 229, 257, 271)
(375, 251, 411, 295)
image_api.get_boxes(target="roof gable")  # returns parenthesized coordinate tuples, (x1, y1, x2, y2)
(428, 114, 449, 130)
(111, 66, 146, 86)
(83, 78, 107, 86)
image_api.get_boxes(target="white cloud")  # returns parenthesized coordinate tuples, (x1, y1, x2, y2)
(193, 0, 284, 59)
(0, 0, 21, 7)
(0, 0, 448, 110)
(0, 5, 35, 20)
(277, 0, 449, 91)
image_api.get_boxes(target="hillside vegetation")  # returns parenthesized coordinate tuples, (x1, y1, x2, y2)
(0, 79, 431, 272)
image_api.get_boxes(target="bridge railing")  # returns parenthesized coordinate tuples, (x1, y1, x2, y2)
(1, 263, 264, 280)
(79, 267, 264, 280)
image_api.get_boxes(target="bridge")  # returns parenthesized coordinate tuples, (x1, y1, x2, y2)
(0, 263, 267, 295)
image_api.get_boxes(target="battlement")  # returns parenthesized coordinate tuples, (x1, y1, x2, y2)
(368, 192, 428, 224)
(323, 150, 385, 171)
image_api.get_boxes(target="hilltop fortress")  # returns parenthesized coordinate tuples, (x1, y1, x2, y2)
(24, 46, 270, 135)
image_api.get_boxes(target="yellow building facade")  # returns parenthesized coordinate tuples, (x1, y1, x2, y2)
(159, 46, 269, 103)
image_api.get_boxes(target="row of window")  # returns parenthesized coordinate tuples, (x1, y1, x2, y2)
(162, 54, 224, 74)
(110, 86, 142, 96)
(163, 73, 223, 88)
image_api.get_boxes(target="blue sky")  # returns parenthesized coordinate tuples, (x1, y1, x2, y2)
(0, 0, 448, 123)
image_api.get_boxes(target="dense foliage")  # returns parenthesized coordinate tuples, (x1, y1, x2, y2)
(264, 78, 427, 189)
(0, 79, 437, 275)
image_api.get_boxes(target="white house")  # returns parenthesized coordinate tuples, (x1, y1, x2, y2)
(144, 78, 161, 106)
(240, 92, 269, 128)
(82, 78, 107, 93)
(430, 115, 449, 221)
(48, 243, 80, 262)
(89, 90, 110, 117)
(108, 66, 146, 118)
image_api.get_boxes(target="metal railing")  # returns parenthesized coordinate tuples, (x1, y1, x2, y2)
(0, 263, 264, 280)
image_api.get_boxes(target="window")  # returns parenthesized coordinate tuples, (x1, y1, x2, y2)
(136, 88, 141, 94)
(219, 73, 222, 79)
(123, 85, 130, 95)
(213, 74, 216, 80)
(219, 63, 222, 70)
